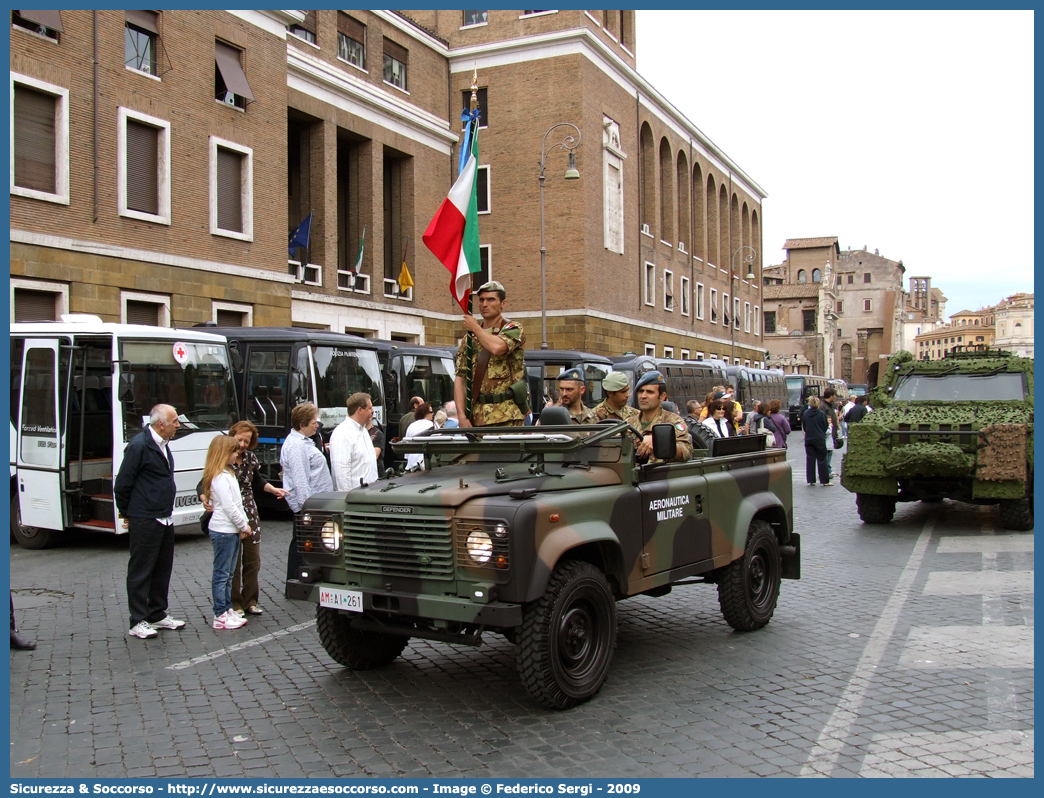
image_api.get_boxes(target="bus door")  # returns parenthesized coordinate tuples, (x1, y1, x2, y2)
(16, 339, 64, 531)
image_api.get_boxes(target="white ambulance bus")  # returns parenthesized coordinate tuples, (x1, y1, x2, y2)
(10, 315, 237, 548)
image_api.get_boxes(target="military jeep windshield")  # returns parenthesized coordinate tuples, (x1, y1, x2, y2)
(892, 372, 1026, 402)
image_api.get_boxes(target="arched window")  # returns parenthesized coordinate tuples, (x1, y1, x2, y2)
(797, 269, 807, 283)
(812, 269, 821, 283)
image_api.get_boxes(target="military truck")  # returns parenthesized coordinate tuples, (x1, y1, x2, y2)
(286, 417, 798, 709)
(842, 347, 1033, 530)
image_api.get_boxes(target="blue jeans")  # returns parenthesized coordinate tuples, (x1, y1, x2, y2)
(210, 532, 241, 617)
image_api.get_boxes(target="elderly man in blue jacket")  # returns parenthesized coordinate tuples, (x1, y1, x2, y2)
(114, 404, 187, 639)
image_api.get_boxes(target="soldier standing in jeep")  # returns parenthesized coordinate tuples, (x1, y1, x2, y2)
(453, 280, 526, 428)
(634, 370, 692, 463)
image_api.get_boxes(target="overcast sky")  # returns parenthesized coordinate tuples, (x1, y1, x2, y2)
(635, 10, 1034, 320)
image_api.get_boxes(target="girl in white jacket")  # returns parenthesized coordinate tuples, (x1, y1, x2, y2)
(202, 436, 252, 630)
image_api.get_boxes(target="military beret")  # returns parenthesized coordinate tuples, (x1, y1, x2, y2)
(635, 370, 666, 391)
(476, 280, 505, 295)
(557, 367, 584, 383)
(601, 371, 630, 391)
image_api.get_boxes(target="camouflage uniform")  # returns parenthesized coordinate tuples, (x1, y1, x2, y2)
(567, 404, 599, 425)
(593, 400, 640, 426)
(455, 319, 526, 427)
(638, 407, 693, 463)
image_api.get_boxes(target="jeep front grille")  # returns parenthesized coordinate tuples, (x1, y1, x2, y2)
(343, 512, 454, 579)
(296, 512, 334, 555)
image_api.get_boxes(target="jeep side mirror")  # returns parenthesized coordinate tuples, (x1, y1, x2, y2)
(651, 423, 676, 461)
(118, 372, 136, 404)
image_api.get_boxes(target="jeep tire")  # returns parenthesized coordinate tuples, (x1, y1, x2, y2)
(517, 560, 617, 710)
(999, 496, 1033, 531)
(316, 606, 409, 669)
(717, 520, 781, 631)
(856, 493, 897, 524)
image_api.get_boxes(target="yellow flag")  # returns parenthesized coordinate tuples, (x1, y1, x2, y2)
(398, 237, 413, 292)
(398, 261, 414, 292)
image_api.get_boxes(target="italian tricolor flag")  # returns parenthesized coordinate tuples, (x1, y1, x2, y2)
(423, 120, 482, 312)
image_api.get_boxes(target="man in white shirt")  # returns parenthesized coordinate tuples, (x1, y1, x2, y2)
(329, 392, 379, 491)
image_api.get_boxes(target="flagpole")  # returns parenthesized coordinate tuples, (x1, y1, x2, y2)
(463, 71, 479, 423)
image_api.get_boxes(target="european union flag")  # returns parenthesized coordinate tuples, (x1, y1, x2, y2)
(288, 212, 313, 257)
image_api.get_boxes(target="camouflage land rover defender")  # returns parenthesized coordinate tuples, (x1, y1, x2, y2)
(286, 419, 798, 709)
(842, 347, 1033, 530)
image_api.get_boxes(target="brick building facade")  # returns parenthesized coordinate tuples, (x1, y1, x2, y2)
(11, 10, 766, 363)
(763, 239, 906, 386)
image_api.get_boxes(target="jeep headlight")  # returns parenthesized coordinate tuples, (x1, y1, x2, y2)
(466, 530, 493, 564)
(320, 519, 341, 551)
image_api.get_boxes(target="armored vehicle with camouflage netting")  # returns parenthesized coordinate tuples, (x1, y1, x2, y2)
(287, 417, 798, 709)
(842, 346, 1033, 530)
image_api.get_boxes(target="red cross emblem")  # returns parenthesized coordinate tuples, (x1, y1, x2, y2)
(172, 342, 188, 364)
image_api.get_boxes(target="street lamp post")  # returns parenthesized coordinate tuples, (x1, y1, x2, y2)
(730, 245, 757, 363)
(538, 123, 581, 350)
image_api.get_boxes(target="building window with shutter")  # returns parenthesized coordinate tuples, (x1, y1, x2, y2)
(12, 10, 63, 42)
(121, 291, 170, 327)
(680, 276, 690, 316)
(118, 107, 170, 224)
(803, 309, 817, 332)
(754, 305, 760, 335)
(289, 10, 317, 44)
(710, 288, 718, 323)
(462, 87, 488, 128)
(213, 301, 253, 327)
(644, 263, 655, 307)
(209, 136, 253, 241)
(11, 73, 70, 205)
(864, 298, 873, 312)
(337, 13, 365, 69)
(383, 38, 407, 91)
(664, 269, 674, 311)
(695, 282, 705, 320)
(476, 165, 490, 213)
(472, 245, 492, 291)
(11, 278, 69, 322)
(125, 11, 160, 76)
(215, 40, 254, 109)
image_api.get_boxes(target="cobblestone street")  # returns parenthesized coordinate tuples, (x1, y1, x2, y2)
(9, 440, 1034, 778)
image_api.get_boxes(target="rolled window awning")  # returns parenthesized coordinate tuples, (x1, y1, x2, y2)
(17, 10, 64, 32)
(215, 41, 254, 101)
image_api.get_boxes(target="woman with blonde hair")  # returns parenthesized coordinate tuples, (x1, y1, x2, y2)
(227, 421, 288, 616)
(202, 435, 251, 630)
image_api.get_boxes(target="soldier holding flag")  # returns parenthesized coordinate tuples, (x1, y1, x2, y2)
(453, 281, 526, 428)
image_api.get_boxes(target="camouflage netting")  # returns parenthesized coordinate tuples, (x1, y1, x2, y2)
(871, 350, 1035, 411)
(868, 403, 1033, 427)
(977, 424, 1029, 482)
(885, 443, 975, 478)
(842, 424, 892, 476)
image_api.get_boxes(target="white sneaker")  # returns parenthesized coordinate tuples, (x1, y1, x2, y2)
(148, 614, 186, 631)
(214, 610, 246, 630)
(128, 621, 159, 639)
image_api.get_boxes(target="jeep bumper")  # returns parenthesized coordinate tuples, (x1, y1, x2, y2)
(286, 579, 524, 627)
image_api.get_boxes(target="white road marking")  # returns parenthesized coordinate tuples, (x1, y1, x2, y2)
(800, 516, 935, 777)
(923, 570, 1034, 595)
(937, 535, 1034, 554)
(166, 620, 316, 670)
(897, 625, 1034, 669)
